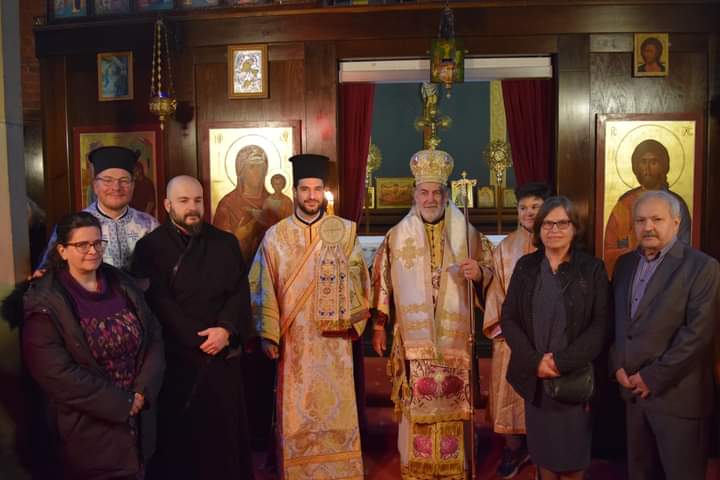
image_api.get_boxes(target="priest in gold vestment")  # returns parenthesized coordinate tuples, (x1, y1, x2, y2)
(482, 182, 550, 479)
(371, 150, 494, 480)
(250, 154, 370, 479)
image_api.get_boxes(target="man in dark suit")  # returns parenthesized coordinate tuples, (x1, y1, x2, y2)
(610, 190, 719, 480)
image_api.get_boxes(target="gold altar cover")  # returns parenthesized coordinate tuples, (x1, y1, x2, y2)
(250, 214, 369, 479)
(482, 227, 535, 435)
(372, 203, 493, 478)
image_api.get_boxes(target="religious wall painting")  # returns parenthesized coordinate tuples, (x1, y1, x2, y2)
(94, 0, 131, 15)
(97, 51, 133, 101)
(228, 45, 268, 99)
(202, 121, 300, 263)
(376, 177, 415, 209)
(595, 113, 703, 278)
(135, 0, 174, 11)
(451, 176, 476, 208)
(51, 0, 88, 20)
(633, 33, 669, 78)
(73, 125, 163, 218)
(430, 38, 465, 85)
(476, 186, 495, 208)
(502, 188, 517, 208)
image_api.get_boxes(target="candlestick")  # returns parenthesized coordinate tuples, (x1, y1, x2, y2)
(324, 191, 335, 216)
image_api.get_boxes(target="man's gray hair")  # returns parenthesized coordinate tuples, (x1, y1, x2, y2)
(632, 190, 681, 220)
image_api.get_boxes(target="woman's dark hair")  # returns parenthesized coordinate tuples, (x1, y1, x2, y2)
(532, 195, 583, 248)
(46, 212, 101, 271)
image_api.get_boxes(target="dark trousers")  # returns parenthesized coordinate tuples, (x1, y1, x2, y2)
(626, 400, 709, 480)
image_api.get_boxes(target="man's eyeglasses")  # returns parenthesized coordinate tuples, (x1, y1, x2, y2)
(541, 220, 573, 231)
(64, 240, 108, 254)
(95, 176, 133, 188)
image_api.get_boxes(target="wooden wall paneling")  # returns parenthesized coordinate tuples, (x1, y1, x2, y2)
(171, 4, 720, 49)
(268, 43, 305, 62)
(194, 61, 305, 128)
(33, 4, 720, 58)
(556, 35, 592, 247)
(303, 41, 338, 191)
(165, 46, 197, 182)
(24, 122, 45, 208)
(35, 22, 155, 58)
(66, 52, 158, 130)
(336, 35, 558, 59)
(705, 33, 720, 259)
(192, 43, 304, 65)
(40, 56, 70, 231)
(589, 52, 707, 115)
(590, 34, 634, 54)
(194, 51, 306, 194)
(591, 33, 710, 55)
(589, 39, 709, 254)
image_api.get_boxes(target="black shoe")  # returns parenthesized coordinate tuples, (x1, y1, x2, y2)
(496, 446, 530, 479)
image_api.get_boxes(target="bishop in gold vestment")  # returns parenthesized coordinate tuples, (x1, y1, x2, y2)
(250, 154, 370, 479)
(371, 150, 493, 480)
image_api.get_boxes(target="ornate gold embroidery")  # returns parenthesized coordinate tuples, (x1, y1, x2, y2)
(396, 237, 423, 269)
(284, 450, 362, 467)
(255, 216, 368, 479)
(406, 420, 465, 478)
(400, 303, 434, 315)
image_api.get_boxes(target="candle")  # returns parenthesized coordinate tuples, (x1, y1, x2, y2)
(324, 191, 335, 216)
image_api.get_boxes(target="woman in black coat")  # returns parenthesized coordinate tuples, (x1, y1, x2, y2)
(501, 196, 609, 480)
(21, 212, 165, 479)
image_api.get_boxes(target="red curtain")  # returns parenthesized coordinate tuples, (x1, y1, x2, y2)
(501, 79, 554, 185)
(339, 83, 375, 222)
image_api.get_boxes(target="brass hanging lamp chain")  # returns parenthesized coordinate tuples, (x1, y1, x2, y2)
(150, 19, 159, 98)
(163, 19, 174, 98)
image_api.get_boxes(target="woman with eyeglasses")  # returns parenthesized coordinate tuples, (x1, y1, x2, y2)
(500, 196, 610, 480)
(21, 211, 165, 479)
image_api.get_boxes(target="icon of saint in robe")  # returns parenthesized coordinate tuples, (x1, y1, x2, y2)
(603, 139, 691, 276)
(213, 144, 274, 263)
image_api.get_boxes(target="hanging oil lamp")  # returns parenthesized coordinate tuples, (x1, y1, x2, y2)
(149, 18, 177, 130)
(430, 4, 465, 98)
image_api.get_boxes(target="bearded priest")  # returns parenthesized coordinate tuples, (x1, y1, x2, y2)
(250, 153, 371, 479)
(371, 149, 494, 479)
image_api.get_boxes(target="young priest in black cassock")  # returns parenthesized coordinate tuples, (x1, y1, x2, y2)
(132, 175, 254, 479)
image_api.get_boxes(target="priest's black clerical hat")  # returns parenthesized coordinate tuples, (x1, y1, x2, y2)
(88, 146, 140, 176)
(289, 154, 329, 183)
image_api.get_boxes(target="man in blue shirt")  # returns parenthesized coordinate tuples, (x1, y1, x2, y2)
(37, 146, 158, 272)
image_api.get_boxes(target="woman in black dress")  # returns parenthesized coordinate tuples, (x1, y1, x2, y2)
(501, 196, 609, 480)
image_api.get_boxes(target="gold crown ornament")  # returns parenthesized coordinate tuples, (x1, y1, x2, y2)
(409, 149, 454, 185)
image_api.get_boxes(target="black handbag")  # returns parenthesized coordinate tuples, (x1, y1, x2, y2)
(543, 363, 595, 404)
